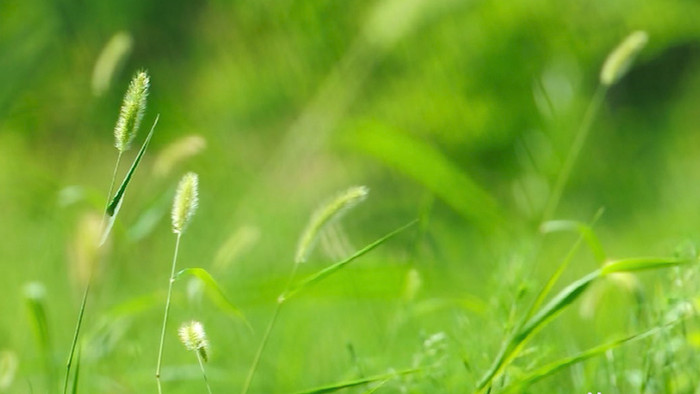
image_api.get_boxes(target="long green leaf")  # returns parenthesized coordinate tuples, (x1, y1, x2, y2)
(175, 268, 250, 329)
(346, 121, 500, 227)
(501, 325, 666, 393)
(106, 114, 159, 215)
(295, 368, 423, 394)
(601, 257, 690, 275)
(525, 210, 605, 323)
(70, 346, 81, 394)
(100, 115, 159, 246)
(281, 220, 417, 302)
(477, 271, 601, 391)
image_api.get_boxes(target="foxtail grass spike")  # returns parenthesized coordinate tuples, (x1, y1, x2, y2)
(172, 172, 199, 234)
(157, 173, 200, 393)
(114, 70, 150, 152)
(294, 186, 369, 264)
(179, 321, 213, 394)
(179, 321, 209, 362)
(600, 31, 648, 86)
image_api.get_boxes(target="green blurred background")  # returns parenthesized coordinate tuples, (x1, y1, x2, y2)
(2, 0, 700, 392)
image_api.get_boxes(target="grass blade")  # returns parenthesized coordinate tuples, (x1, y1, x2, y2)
(476, 270, 601, 391)
(601, 257, 690, 275)
(502, 324, 667, 393)
(70, 346, 81, 394)
(176, 267, 249, 328)
(540, 215, 606, 264)
(101, 114, 159, 245)
(295, 368, 423, 394)
(346, 121, 500, 227)
(281, 220, 417, 302)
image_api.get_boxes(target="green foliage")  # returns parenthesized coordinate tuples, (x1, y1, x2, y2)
(2, 0, 700, 393)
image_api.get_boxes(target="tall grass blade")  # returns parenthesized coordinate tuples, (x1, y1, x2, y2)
(101, 114, 159, 245)
(282, 220, 417, 302)
(106, 114, 159, 215)
(70, 346, 81, 394)
(346, 121, 500, 227)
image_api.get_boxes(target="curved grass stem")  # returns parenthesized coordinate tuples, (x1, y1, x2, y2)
(241, 263, 298, 394)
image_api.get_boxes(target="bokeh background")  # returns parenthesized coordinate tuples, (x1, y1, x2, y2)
(2, 0, 700, 392)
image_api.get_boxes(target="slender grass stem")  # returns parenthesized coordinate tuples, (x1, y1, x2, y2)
(196, 351, 213, 394)
(156, 233, 183, 394)
(241, 263, 299, 394)
(63, 152, 122, 394)
(62, 279, 90, 394)
(542, 85, 608, 223)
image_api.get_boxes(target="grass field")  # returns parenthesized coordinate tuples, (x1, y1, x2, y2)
(2, 1, 700, 393)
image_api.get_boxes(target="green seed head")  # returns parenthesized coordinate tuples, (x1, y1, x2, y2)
(294, 186, 369, 264)
(600, 31, 648, 86)
(114, 70, 150, 152)
(171, 172, 199, 234)
(178, 321, 209, 362)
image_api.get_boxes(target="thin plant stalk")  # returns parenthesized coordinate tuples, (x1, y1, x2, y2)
(240, 263, 298, 394)
(541, 85, 607, 223)
(195, 351, 213, 394)
(242, 220, 414, 394)
(156, 232, 182, 394)
(63, 152, 123, 394)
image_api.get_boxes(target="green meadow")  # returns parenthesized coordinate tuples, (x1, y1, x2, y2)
(2, 0, 700, 392)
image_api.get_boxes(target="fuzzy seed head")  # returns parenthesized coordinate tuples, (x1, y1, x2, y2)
(178, 321, 209, 362)
(114, 70, 150, 152)
(295, 186, 369, 264)
(600, 31, 648, 86)
(171, 172, 199, 233)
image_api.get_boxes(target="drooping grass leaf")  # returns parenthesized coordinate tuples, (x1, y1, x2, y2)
(281, 220, 417, 302)
(175, 268, 250, 329)
(540, 212, 606, 264)
(525, 210, 605, 322)
(345, 121, 500, 228)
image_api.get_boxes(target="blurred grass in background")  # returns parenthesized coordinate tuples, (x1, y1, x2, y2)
(2, 0, 700, 392)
